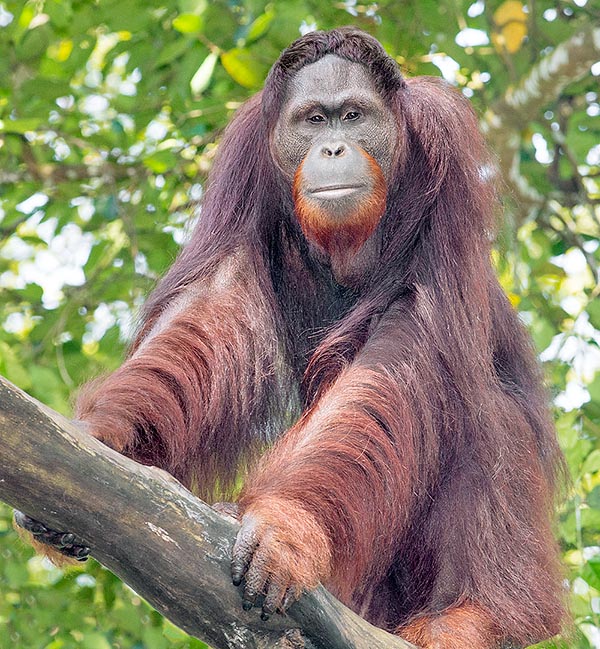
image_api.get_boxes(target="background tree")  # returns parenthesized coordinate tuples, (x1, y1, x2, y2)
(0, 1, 598, 647)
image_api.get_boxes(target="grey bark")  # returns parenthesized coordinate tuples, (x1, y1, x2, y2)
(483, 25, 600, 222)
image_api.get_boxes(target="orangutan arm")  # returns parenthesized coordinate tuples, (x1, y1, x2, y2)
(76, 248, 283, 498)
(232, 305, 438, 617)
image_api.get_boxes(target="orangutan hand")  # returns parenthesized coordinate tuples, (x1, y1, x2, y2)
(231, 497, 331, 620)
(13, 510, 90, 562)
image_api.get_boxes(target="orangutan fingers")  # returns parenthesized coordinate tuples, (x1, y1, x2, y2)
(241, 548, 270, 611)
(63, 544, 91, 561)
(14, 510, 90, 560)
(14, 510, 48, 535)
(52, 543, 90, 561)
(37, 529, 90, 559)
(261, 579, 288, 620)
(232, 514, 260, 587)
(59, 532, 76, 546)
(280, 585, 300, 614)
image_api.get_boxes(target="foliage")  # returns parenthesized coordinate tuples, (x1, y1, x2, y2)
(0, 511, 208, 648)
(0, 0, 599, 647)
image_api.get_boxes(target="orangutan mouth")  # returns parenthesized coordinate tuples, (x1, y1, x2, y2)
(309, 184, 365, 199)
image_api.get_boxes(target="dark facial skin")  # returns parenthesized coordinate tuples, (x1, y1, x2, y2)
(271, 56, 400, 284)
(272, 54, 399, 183)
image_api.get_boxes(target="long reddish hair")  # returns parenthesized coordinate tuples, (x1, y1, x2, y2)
(77, 28, 566, 643)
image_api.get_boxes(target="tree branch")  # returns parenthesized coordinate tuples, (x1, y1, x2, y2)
(483, 25, 600, 223)
(500, 26, 600, 120)
(0, 161, 148, 186)
(0, 375, 413, 649)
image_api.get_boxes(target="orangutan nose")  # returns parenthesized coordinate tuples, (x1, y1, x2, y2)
(321, 142, 346, 158)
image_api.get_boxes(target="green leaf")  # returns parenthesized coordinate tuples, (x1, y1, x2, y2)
(20, 78, 73, 101)
(28, 366, 68, 413)
(45, 0, 74, 30)
(178, 0, 207, 14)
(246, 10, 275, 44)
(530, 317, 554, 352)
(163, 620, 192, 642)
(17, 283, 44, 303)
(588, 375, 600, 403)
(81, 633, 111, 649)
(15, 24, 52, 61)
(556, 410, 581, 450)
(587, 299, 600, 330)
(102, 570, 120, 610)
(581, 449, 600, 475)
(97, 194, 119, 221)
(154, 38, 192, 68)
(190, 51, 218, 95)
(143, 151, 178, 173)
(85, 241, 112, 274)
(142, 627, 168, 649)
(172, 13, 204, 34)
(584, 557, 600, 590)
(581, 508, 600, 532)
(180, 122, 207, 138)
(4, 561, 29, 588)
(221, 48, 265, 89)
(0, 342, 32, 390)
(588, 486, 600, 509)
(1, 118, 44, 134)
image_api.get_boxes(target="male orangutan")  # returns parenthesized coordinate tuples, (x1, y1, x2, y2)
(16, 28, 566, 648)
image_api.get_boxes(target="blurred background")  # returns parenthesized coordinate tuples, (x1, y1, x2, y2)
(0, 0, 599, 647)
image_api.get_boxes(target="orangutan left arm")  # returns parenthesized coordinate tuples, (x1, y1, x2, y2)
(233, 307, 436, 618)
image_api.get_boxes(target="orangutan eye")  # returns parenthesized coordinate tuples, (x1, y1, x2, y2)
(307, 114, 326, 124)
(343, 111, 361, 121)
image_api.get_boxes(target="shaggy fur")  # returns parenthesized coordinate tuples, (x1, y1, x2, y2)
(75, 28, 565, 648)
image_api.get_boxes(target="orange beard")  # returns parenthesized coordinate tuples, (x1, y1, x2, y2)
(292, 150, 387, 260)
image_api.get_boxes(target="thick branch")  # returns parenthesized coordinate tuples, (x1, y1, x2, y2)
(0, 161, 148, 186)
(500, 25, 600, 120)
(483, 25, 600, 222)
(0, 375, 412, 649)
